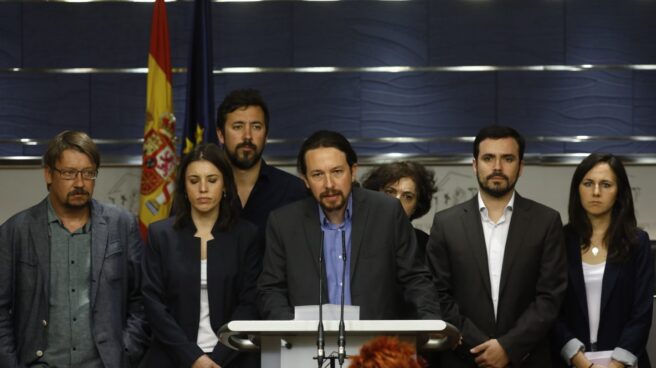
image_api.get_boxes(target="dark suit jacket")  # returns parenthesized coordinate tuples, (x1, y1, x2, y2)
(257, 187, 441, 320)
(426, 194, 567, 367)
(552, 227, 653, 367)
(414, 227, 429, 263)
(141, 217, 261, 368)
(0, 199, 149, 368)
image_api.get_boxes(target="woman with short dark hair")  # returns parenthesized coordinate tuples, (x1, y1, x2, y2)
(362, 161, 437, 257)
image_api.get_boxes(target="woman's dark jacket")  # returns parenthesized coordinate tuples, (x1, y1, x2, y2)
(141, 217, 261, 368)
(552, 227, 653, 367)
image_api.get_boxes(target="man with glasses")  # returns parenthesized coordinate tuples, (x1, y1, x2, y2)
(257, 130, 442, 321)
(0, 131, 149, 367)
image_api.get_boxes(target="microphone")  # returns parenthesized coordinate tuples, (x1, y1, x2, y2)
(337, 230, 347, 366)
(316, 231, 325, 367)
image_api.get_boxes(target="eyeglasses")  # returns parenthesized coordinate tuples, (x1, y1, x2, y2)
(51, 167, 98, 180)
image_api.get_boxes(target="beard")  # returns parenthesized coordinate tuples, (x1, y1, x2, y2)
(64, 188, 91, 208)
(319, 189, 347, 213)
(477, 172, 517, 198)
(225, 141, 263, 170)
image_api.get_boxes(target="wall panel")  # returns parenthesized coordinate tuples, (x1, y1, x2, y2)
(90, 74, 146, 140)
(0, 0, 654, 161)
(0, 3, 21, 68)
(0, 74, 90, 138)
(429, 0, 565, 65)
(566, 0, 656, 64)
(634, 71, 656, 135)
(498, 71, 633, 136)
(293, 2, 428, 67)
(23, 3, 151, 68)
(360, 72, 495, 137)
(215, 2, 293, 68)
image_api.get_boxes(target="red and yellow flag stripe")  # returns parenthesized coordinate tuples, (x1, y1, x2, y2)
(138, 0, 176, 241)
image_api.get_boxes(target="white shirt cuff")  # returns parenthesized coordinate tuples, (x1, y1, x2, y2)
(611, 347, 638, 367)
(561, 338, 585, 364)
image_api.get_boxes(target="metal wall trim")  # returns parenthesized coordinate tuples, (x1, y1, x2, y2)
(2, 64, 656, 74)
(3, 135, 656, 146)
(2, 153, 655, 167)
(0, 0, 419, 3)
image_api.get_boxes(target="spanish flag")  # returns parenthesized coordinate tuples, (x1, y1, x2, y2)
(138, 0, 176, 240)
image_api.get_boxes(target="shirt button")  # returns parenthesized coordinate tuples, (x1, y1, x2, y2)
(36, 350, 43, 357)
(71, 289, 76, 293)
(42, 320, 48, 327)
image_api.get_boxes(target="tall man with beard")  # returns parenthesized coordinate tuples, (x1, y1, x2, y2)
(426, 126, 567, 368)
(0, 131, 149, 367)
(257, 130, 442, 321)
(216, 89, 307, 239)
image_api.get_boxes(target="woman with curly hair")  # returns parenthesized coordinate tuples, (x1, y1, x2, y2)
(362, 161, 437, 258)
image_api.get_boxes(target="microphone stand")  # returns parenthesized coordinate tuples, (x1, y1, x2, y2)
(315, 231, 325, 367)
(337, 230, 347, 366)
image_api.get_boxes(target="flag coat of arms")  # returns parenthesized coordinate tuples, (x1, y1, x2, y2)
(139, 0, 176, 240)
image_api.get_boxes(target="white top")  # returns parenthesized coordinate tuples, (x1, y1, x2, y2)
(197, 260, 218, 352)
(582, 261, 606, 344)
(478, 192, 515, 319)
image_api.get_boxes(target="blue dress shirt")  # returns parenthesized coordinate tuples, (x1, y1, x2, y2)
(318, 195, 353, 306)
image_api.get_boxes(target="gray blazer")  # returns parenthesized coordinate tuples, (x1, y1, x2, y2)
(257, 187, 442, 320)
(427, 194, 567, 367)
(0, 198, 149, 368)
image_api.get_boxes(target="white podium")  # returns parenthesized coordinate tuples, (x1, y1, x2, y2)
(219, 320, 459, 368)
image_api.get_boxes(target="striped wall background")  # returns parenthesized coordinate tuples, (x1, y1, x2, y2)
(1, 0, 655, 164)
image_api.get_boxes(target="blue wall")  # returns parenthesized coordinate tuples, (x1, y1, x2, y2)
(1, 0, 655, 158)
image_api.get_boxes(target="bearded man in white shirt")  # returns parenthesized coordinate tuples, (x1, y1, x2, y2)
(426, 125, 567, 368)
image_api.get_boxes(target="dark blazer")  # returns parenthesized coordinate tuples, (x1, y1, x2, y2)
(414, 227, 429, 263)
(0, 199, 149, 368)
(141, 217, 261, 368)
(426, 194, 567, 367)
(257, 187, 441, 321)
(552, 227, 653, 367)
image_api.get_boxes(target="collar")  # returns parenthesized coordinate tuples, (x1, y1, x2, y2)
(319, 192, 353, 228)
(46, 197, 59, 224)
(46, 196, 91, 233)
(258, 160, 272, 181)
(478, 191, 515, 214)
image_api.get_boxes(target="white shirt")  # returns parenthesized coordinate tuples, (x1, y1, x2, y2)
(582, 261, 606, 344)
(197, 260, 218, 352)
(478, 192, 515, 319)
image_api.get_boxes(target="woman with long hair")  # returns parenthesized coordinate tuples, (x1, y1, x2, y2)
(553, 153, 653, 368)
(141, 143, 261, 368)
